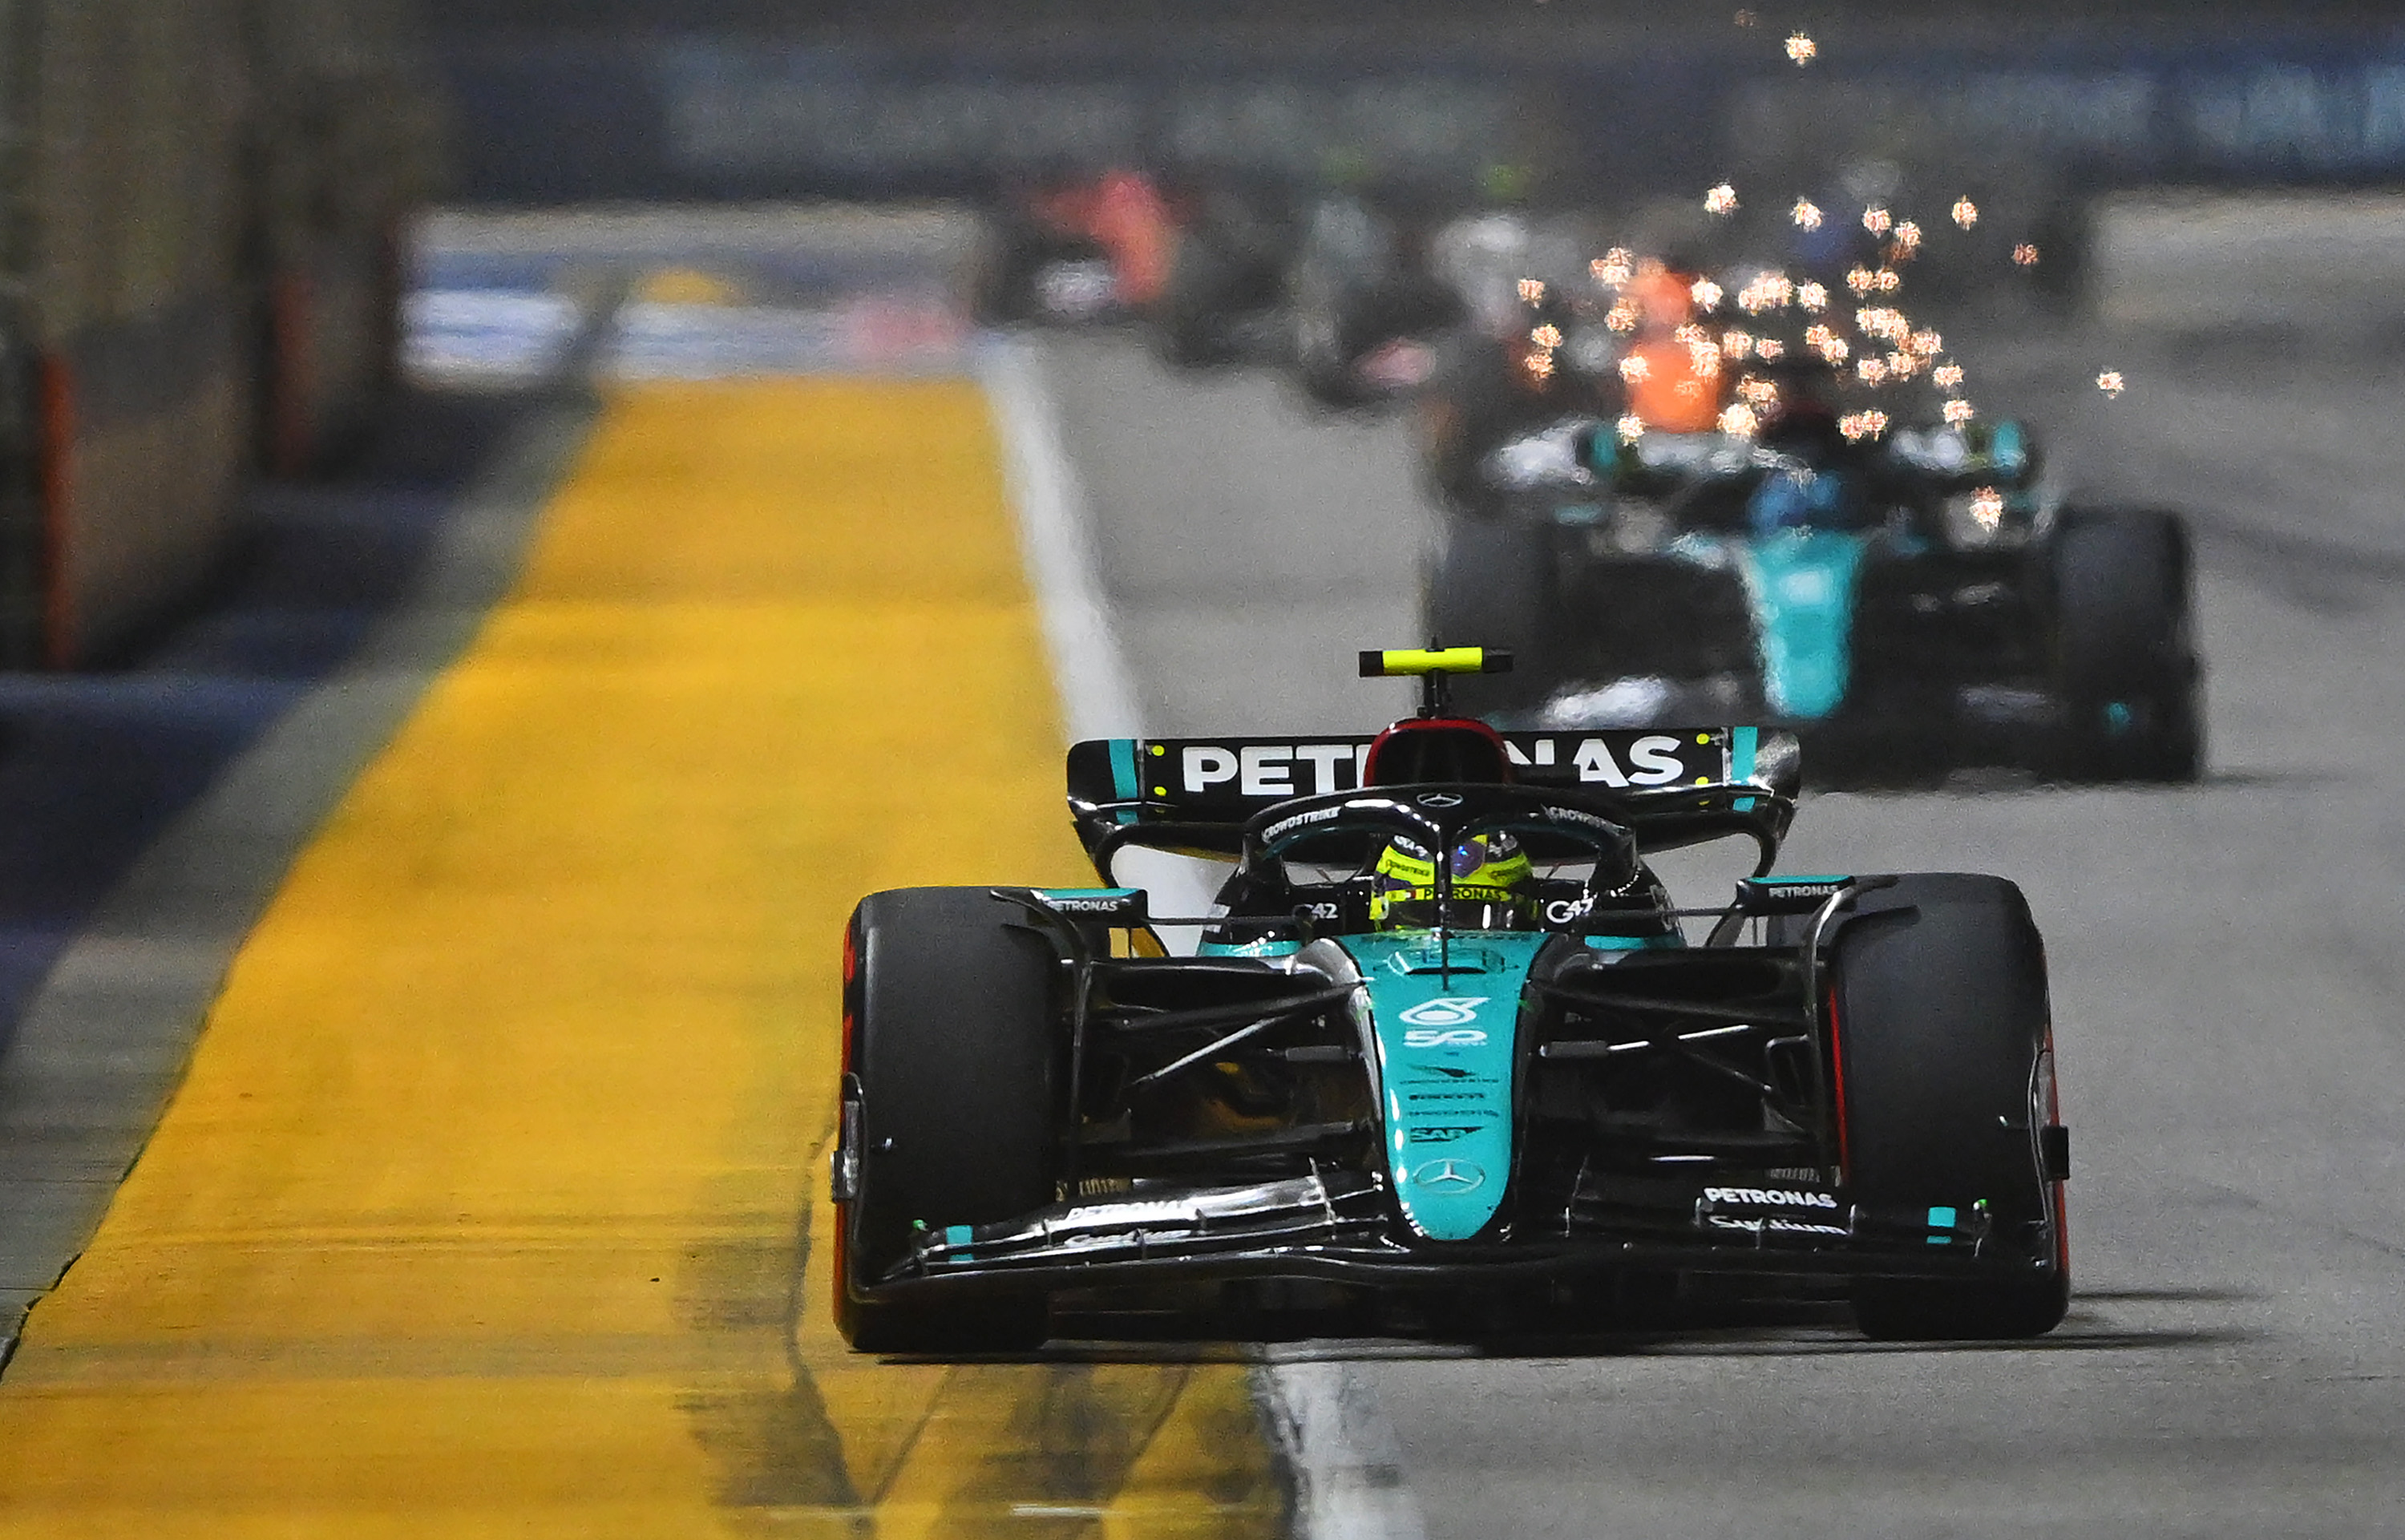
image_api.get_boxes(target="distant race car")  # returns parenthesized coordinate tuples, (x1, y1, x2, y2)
(833, 649, 2072, 1352)
(981, 169, 1179, 325)
(1152, 176, 1302, 369)
(1283, 191, 1465, 408)
(1428, 413, 2203, 783)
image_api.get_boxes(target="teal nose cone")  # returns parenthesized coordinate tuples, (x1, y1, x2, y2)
(1740, 530, 1868, 721)
(1341, 933, 1546, 1243)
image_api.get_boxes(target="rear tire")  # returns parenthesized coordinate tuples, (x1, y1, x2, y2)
(2051, 509, 2202, 782)
(1157, 235, 1239, 368)
(1426, 519, 1559, 718)
(836, 888, 1057, 1352)
(1832, 875, 2069, 1340)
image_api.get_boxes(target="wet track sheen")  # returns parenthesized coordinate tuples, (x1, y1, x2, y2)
(1040, 319, 2405, 1534)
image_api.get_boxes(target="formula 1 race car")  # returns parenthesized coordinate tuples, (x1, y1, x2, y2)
(833, 649, 2071, 1352)
(1283, 191, 1468, 409)
(1153, 176, 1301, 369)
(1428, 414, 2203, 783)
(980, 170, 1179, 326)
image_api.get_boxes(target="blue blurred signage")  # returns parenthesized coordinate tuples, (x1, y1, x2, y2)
(441, 34, 2405, 202)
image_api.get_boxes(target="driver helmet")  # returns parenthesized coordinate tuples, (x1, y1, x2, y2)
(1746, 465, 1848, 535)
(1369, 831, 1534, 932)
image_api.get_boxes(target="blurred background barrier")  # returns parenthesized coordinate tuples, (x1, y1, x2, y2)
(12, 0, 2405, 671)
(0, 0, 435, 669)
(431, 18, 2405, 206)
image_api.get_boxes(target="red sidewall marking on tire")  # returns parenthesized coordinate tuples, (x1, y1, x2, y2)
(833, 916, 860, 1322)
(1825, 984, 1851, 1176)
(2042, 1024, 2070, 1274)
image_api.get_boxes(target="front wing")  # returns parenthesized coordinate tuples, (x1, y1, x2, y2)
(855, 1168, 2051, 1304)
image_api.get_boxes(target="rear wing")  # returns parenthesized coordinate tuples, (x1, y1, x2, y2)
(1067, 726, 1800, 861)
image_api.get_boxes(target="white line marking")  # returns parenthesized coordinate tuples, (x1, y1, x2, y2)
(980, 333, 1426, 1540)
(1258, 1354, 1430, 1540)
(978, 335, 1143, 742)
(1009, 1504, 1111, 1518)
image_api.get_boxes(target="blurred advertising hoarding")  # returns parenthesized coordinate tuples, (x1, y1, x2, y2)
(445, 33, 2405, 204)
(1724, 57, 2405, 182)
(665, 50, 1521, 191)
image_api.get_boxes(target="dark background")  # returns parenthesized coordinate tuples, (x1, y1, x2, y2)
(416, 1, 2396, 42)
(414, 2, 2405, 204)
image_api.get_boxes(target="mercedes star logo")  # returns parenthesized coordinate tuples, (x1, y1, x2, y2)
(1413, 1158, 1486, 1193)
(1416, 791, 1464, 807)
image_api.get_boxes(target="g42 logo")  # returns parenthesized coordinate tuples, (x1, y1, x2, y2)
(1399, 996, 1489, 1048)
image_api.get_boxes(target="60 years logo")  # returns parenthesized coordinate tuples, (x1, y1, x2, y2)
(1397, 996, 1490, 1049)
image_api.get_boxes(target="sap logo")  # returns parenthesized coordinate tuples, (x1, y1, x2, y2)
(1182, 742, 1370, 797)
(1570, 735, 1690, 788)
(1407, 1125, 1481, 1144)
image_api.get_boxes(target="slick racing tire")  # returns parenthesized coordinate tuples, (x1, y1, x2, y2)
(1831, 875, 2070, 1341)
(836, 888, 1056, 1353)
(2051, 508, 2203, 782)
(1427, 519, 1558, 718)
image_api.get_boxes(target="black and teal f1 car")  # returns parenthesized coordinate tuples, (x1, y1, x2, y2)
(834, 650, 2071, 1352)
(1430, 416, 2204, 785)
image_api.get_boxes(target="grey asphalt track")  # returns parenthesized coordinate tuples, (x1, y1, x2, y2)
(1039, 313, 2405, 1535)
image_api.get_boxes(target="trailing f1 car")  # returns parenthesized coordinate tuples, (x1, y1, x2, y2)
(1153, 177, 1301, 369)
(834, 649, 2071, 1351)
(981, 169, 1178, 325)
(1429, 410, 2203, 783)
(1283, 192, 1461, 409)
